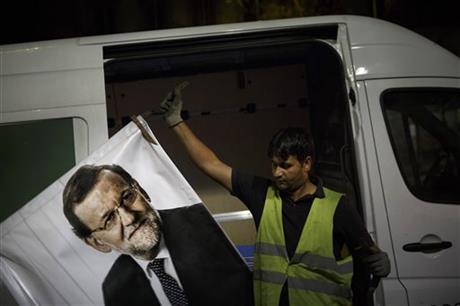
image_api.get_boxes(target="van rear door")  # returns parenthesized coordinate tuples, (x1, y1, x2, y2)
(365, 77, 460, 305)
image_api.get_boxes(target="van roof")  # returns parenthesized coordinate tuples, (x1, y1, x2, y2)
(3, 15, 459, 80)
(81, 15, 459, 80)
(340, 16, 459, 80)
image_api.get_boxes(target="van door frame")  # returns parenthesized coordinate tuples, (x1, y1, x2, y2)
(337, 23, 410, 305)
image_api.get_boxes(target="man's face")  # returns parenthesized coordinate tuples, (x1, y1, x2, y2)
(271, 155, 311, 192)
(74, 170, 162, 260)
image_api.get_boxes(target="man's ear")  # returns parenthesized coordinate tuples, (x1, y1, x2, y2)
(83, 236, 112, 253)
(134, 180, 151, 202)
(303, 156, 313, 172)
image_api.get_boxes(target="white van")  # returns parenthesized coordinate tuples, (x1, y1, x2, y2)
(1, 15, 459, 305)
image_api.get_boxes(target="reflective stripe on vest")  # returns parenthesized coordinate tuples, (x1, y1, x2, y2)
(256, 241, 353, 274)
(253, 269, 351, 299)
(254, 185, 353, 306)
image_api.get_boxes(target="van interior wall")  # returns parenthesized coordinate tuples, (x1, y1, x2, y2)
(105, 50, 353, 245)
(106, 64, 308, 244)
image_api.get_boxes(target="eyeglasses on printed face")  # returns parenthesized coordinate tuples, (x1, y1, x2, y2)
(88, 185, 139, 235)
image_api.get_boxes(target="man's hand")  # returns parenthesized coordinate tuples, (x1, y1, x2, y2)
(363, 251, 391, 277)
(160, 81, 189, 127)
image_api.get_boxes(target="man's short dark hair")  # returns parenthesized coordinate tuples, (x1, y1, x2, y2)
(62, 164, 147, 239)
(267, 127, 315, 163)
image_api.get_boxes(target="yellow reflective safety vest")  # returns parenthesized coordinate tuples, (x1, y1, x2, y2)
(254, 186, 353, 306)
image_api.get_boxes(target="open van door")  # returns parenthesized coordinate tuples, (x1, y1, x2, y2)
(365, 77, 460, 305)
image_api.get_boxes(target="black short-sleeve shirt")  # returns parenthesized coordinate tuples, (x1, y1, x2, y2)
(231, 169, 373, 306)
(231, 169, 373, 260)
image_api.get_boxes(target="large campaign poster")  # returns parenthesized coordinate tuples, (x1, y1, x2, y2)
(0, 117, 252, 305)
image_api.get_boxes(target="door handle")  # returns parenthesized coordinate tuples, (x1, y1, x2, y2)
(403, 241, 452, 253)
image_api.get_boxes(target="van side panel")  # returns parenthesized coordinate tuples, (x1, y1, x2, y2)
(0, 41, 108, 156)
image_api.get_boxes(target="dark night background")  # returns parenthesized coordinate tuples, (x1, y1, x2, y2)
(1, 0, 459, 56)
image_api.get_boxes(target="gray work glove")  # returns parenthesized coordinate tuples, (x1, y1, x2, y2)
(363, 251, 391, 277)
(160, 81, 189, 127)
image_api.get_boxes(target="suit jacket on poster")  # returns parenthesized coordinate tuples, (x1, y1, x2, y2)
(102, 203, 254, 306)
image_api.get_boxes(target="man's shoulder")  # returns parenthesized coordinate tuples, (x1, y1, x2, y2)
(103, 254, 159, 305)
(106, 254, 140, 275)
(113, 254, 135, 264)
(232, 169, 271, 192)
(231, 169, 271, 222)
(158, 203, 208, 222)
(103, 255, 144, 291)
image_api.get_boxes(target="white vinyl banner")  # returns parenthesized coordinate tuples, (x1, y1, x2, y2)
(0, 117, 251, 306)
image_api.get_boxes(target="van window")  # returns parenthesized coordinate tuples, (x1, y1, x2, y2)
(0, 118, 77, 222)
(382, 89, 460, 204)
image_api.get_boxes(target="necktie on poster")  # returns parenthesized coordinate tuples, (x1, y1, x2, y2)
(148, 258, 189, 306)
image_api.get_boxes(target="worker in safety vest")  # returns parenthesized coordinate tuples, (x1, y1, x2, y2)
(159, 83, 391, 306)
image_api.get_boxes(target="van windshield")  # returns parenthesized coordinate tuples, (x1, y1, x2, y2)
(383, 89, 460, 204)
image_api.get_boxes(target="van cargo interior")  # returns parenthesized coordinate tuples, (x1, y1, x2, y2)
(103, 35, 362, 245)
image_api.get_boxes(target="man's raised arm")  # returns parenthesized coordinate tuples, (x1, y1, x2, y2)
(160, 84, 232, 191)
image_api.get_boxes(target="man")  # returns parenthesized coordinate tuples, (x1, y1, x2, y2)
(160, 84, 391, 306)
(63, 164, 253, 306)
